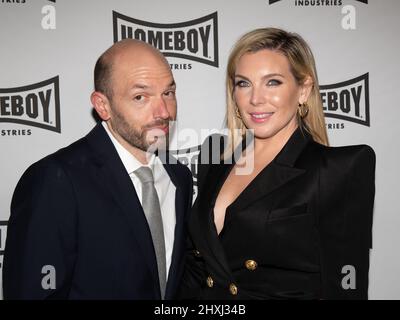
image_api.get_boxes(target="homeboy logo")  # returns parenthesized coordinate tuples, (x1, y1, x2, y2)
(0, 76, 61, 133)
(320, 73, 369, 126)
(113, 11, 219, 67)
(171, 145, 200, 199)
(269, 0, 367, 5)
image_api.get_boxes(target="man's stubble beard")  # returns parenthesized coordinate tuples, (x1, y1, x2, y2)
(110, 106, 171, 153)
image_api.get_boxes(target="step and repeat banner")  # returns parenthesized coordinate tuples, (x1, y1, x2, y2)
(1, 0, 399, 299)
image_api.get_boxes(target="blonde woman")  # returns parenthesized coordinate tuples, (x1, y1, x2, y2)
(180, 28, 375, 299)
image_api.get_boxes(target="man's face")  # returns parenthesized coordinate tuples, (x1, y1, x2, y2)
(107, 50, 177, 152)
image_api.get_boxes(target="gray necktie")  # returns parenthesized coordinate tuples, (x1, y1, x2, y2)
(134, 166, 167, 299)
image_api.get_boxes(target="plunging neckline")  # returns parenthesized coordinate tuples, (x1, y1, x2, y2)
(212, 155, 274, 238)
(207, 126, 307, 237)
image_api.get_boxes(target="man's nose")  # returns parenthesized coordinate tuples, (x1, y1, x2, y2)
(154, 97, 171, 119)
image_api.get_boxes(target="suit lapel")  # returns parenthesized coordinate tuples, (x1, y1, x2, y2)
(227, 163, 305, 213)
(229, 127, 311, 212)
(85, 124, 160, 294)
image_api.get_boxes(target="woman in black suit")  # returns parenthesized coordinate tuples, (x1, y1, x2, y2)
(179, 28, 375, 300)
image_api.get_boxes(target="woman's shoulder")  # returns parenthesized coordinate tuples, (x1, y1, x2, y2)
(311, 141, 375, 168)
(318, 142, 374, 158)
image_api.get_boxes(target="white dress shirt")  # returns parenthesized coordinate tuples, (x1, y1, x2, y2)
(102, 121, 176, 279)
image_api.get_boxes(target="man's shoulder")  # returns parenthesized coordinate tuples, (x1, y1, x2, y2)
(10, 135, 91, 203)
(40, 135, 92, 169)
(24, 127, 101, 180)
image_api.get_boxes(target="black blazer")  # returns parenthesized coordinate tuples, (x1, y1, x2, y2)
(3, 123, 193, 300)
(180, 128, 375, 300)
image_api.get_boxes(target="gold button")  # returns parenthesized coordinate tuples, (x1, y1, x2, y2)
(193, 250, 201, 257)
(245, 259, 258, 271)
(206, 276, 214, 288)
(229, 283, 238, 295)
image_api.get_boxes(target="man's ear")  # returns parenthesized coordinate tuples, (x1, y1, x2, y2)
(299, 76, 313, 104)
(91, 91, 111, 121)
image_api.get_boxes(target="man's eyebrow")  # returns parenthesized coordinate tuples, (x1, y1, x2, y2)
(131, 84, 149, 90)
(130, 81, 176, 91)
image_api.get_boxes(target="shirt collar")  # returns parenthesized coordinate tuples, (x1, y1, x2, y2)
(102, 121, 155, 174)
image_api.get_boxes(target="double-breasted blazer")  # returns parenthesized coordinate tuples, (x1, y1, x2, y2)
(3, 123, 193, 299)
(180, 127, 375, 300)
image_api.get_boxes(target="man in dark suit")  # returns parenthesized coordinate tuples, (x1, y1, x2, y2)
(3, 39, 193, 299)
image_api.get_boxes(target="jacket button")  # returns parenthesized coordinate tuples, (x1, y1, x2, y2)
(229, 283, 238, 295)
(193, 250, 201, 257)
(245, 259, 258, 271)
(206, 276, 214, 288)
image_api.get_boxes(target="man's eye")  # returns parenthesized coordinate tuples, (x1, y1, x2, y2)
(165, 90, 176, 97)
(134, 95, 144, 101)
(267, 79, 282, 86)
(235, 80, 249, 88)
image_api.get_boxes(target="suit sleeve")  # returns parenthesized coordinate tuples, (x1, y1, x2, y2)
(319, 145, 376, 299)
(3, 160, 77, 299)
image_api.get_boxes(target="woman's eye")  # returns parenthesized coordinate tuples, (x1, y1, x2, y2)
(267, 79, 282, 86)
(235, 80, 249, 88)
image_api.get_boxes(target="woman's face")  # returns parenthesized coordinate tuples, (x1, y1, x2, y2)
(233, 49, 310, 141)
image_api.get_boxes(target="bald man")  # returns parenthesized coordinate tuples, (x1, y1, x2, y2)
(3, 40, 193, 300)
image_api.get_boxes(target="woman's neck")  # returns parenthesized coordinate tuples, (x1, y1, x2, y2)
(252, 124, 298, 160)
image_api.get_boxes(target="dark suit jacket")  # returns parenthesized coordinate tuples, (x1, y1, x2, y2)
(3, 123, 193, 300)
(180, 128, 375, 300)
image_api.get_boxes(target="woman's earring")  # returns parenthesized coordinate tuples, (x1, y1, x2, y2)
(298, 102, 309, 118)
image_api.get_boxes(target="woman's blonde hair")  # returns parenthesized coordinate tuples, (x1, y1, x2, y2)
(225, 27, 329, 155)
